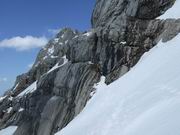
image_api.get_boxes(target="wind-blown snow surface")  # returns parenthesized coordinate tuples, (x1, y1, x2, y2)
(159, 0, 180, 19)
(56, 34, 180, 135)
(0, 126, 17, 135)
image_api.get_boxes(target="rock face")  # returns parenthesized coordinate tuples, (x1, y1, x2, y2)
(0, 0, 179, 135)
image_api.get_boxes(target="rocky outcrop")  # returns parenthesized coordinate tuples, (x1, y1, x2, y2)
(91, 0, 175, 27)
(11, 28, 79, 97)
(0, 0, 180, 135)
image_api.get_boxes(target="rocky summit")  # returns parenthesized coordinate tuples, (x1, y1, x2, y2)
(0, 0, 179, 135)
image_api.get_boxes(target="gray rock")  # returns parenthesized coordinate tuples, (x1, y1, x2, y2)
(0, 0, 180, 135)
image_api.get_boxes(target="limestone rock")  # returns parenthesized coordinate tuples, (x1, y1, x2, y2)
(0, 0, 180, 135)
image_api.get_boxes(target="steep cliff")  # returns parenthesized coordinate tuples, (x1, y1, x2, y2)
(0, 0, 180, 135)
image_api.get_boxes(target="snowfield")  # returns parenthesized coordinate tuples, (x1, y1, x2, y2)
(0, 126, 17, 135)
(159, 0, 180, 19)
(56, 33, 180, 135)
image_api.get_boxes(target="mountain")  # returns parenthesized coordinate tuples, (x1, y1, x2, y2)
(0, 0, 180, 135)
(56, 27, 180, 135)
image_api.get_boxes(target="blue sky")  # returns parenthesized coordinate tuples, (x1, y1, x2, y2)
(0, 0, 96, 95)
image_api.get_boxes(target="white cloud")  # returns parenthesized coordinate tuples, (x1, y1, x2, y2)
(0, 78, 7, 83)
(48, 28, 61, 35)
(0, 36, 48, 51)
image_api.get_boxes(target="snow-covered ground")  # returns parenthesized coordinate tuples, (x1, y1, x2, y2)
(56, 33, 180, 135)
(0, 126, 17, 135)
(159, 0, 180, 19)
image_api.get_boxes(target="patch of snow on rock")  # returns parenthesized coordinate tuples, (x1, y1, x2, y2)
(61, 34, 65, 38)
(47, 55, 68, 74)
(65, 40, 68, 44)
(83, 32, 92, 37)
(51, 55, 58, 59)
(47, 63, 60, 74)
(59, 42, 63, 45)
(48, 46, 54, 55)
(18, 108, 24, 112)
(7, 107, 13, 113)
(8, 96, 13, 101)
(13, 83, 19, 91)
(17, 81, 37, 97)
(121, 41, 127, 45)
(0, 96, 7, 102)
(43, 56, 48, 60)
(54, 38, 59, 43)
(73, 35, 78, 39)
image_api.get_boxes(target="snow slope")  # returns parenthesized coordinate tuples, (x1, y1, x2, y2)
(159, 0, 180, 19)
(0, 126, 17, 135)
(56, 33, 180, 135)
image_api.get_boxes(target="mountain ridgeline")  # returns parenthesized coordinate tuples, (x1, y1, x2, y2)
(0, 0, 179, 135)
